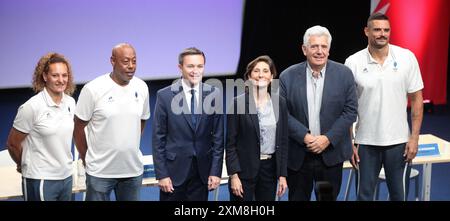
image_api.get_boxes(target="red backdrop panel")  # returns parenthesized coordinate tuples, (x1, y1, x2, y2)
(373, 0, 449, 104)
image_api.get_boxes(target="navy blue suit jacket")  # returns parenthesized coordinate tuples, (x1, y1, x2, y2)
(226, 92, 288, 180)
(152, 80, 224, 186)
(279, 60, 357, 169)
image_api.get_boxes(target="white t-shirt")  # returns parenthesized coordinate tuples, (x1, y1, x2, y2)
(345, 44, 424, 146)
(13, 88, 75, 180)
(75, 73, 150, 178)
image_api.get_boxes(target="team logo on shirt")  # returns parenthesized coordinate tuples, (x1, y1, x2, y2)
(393, 61, 398, 72)
(135, 91, 139, 102)
(108, 96, 114, 102)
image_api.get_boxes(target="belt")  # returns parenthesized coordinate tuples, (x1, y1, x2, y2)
(260, 154, 273, 160)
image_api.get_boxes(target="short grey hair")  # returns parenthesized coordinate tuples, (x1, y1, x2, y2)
(302, 25, 332, 48)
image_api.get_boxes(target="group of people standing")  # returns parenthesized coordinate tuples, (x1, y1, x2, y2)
(6, 12, 423, 201)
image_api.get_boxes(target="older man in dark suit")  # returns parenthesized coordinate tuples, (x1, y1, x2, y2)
(279, 25, 358, 201)
(152, 47, 224, 201)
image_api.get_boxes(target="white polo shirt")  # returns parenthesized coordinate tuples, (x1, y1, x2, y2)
(344, 44, 423, 146)
(75, 73, 150, 178)
(13, 88, 75, 180)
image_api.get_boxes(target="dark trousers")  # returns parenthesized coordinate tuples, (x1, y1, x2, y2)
(160, 158, 208, 201)
(229, 157, 277, 201)
(356, 143, 411, 201)
(287, 153, 343, 201)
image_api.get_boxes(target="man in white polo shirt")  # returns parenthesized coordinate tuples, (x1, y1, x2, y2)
(345, 12, 424, 201)
(73, 43, 150, 201)
(7, 53, 76, 201)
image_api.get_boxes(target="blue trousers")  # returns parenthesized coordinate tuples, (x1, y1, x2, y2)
(356, 143, 411, 201)
(22, 176, 73, 201)
(85, 173, 143, 201)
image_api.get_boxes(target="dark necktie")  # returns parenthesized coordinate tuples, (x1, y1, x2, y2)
(190, 89, 197, 127)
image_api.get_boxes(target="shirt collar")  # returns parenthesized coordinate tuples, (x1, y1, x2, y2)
(42, 87, 66, 107)
(181, 78, 200, 93)
(306, 62, 326, 79)
(365, 44, 395, 64)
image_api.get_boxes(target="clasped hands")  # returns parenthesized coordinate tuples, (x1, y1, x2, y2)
(304, 133, 330, 154)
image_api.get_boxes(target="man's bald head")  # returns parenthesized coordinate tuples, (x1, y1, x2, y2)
(110, 43, 137, 86)
(112, 43, 135, 58)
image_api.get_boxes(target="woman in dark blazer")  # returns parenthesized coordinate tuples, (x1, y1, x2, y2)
(226, 55, 288, 201)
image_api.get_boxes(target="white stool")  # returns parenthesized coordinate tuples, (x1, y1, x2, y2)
(375, 167, 420, 201)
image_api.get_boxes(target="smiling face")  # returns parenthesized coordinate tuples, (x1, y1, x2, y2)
(249, 61, 273, 89)
(365, 19, 391, 49)
(43, 62, 68, 96)
(110, 45, 136, 86)
(302, 35, 330, 71)
(179, 54, 205, 87)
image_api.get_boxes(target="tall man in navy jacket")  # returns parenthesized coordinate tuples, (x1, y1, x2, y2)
(152, 47, 224, 201)
(279, 26, 357, 201)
